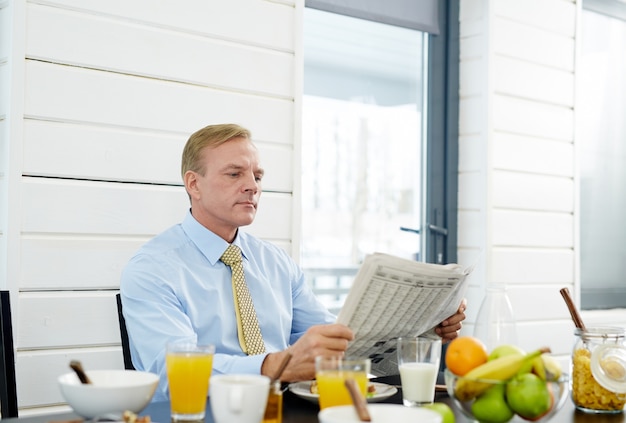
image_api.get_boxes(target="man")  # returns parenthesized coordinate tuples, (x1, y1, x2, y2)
(120, 123, 466, 401)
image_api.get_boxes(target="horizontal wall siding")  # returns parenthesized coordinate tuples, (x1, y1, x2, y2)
(492, 133, 574, 176)
(24, 60, 294, 145)
(35, 0, 296, 52)
(492, 96, 574, 141)
(7, 0, 300, 412)
(494, 0, 576, 35)
(20, 236, 146, 291)
(18, 292, 121, 349)
(26, 3, 294, 99)
(492, 210, 574, 247)
(21, 178, 292, 239)
(492, 248, 574, 284)
(494, 56, 574, 106)
(458, 0, 579, 359)
(22, 120, 294, 191)
(492, 171, 573, 212)
(492, 18, 575, 71)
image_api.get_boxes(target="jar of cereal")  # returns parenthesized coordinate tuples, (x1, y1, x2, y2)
(571, 326, 626, 413)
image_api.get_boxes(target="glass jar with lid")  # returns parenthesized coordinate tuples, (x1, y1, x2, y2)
(571, 326, 626, 413)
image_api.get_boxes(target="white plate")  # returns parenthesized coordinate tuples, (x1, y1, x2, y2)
(288, 381, 397, 404)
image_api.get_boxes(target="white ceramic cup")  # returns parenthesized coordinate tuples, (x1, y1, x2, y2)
(397, 335, 442, 406)
(319, 403, 443, 423)
(209, 374, 270, 423)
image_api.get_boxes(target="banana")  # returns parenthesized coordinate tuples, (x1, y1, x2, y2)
(540, 354, 563, 381)
(453, 347, 551, 401)
(530, 356, 546, 380)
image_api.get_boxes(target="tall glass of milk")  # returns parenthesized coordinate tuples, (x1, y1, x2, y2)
(397, 336, 442, 406)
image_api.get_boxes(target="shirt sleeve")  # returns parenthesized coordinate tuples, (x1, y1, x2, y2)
(288, 264, 337, 344)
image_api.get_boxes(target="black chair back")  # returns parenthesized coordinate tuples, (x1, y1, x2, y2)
(116, 293, 135, 370)
(0, 291, 18, 418)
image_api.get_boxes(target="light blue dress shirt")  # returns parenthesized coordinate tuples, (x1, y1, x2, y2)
(120, 210, 335, 401)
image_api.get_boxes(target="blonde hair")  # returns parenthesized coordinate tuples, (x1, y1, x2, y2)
(181, 123, 251, 178)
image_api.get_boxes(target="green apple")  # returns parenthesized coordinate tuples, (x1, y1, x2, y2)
(471, 384, 514, 423)
(505, 373, 551, 420)
(488, 344, 525, 361)
(424, 402, 455, 423)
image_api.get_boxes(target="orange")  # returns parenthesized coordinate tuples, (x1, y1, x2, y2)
(445, 336, 489, 376)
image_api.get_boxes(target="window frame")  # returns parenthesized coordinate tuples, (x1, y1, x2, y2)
(301, 0, 460, 267)
(422, 0, 459, 265)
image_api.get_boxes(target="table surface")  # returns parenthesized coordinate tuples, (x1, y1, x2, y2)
(10, 375, 626, 423)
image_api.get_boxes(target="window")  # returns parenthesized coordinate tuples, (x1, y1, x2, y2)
(301, 1, 459, 313)
(579, 1, 626, 309)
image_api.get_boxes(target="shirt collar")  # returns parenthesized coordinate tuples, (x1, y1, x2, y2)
(181, 209, 247, 265)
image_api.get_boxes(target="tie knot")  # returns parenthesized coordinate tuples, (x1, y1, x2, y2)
(220, 244, 242, 266)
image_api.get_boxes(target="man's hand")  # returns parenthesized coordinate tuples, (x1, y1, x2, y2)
(261, 323, 354, 382)
(435, 298, 467, 343)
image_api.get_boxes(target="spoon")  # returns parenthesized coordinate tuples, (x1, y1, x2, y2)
(69, 360, 92, 384)
(345, 378, 371, 422)
(560, 287, 586, 330)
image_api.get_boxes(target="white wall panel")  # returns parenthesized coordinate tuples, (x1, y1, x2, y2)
(22, 120, 294, 192)
(35, 0, 296, 52)
(459, 58, 483, 97)
(492, 248, 574, 284)
(17, 291, 120, 349)
(0, 64, 7, 117)
(457, 210, 484, 248)
(21, 178, 292, 240)
(494, 56, 574, 106)
(492, 210, 574, 247)
(26, 4, 294, 99)
(0, 3, 9, 60)
(495, 0, 576, 36)
(459, 97, 484, 135)
(493, 95, 574, 141)
(20, 236, 145, 290)
(517, 320, 573, 356)
(458, 172, 483, 210)
(24, 60, 294, 146)
(492, 170, 573, 212)
(458, 135, 484, 172)
(21, 178, 189, 236)
(493, 133, 574, 176)
(0, 119, 6, 176)
(23, 120, 184, 184)
(459, 0, 485, 27)
(17, 348, 123, 408)
(493, 18, 575, 71)
(507, 284, 574, 321)
(6, 0, 301, 413)
(460, 35, 484, 60)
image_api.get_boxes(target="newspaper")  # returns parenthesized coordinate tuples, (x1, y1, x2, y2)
(336, 252, 471, 376)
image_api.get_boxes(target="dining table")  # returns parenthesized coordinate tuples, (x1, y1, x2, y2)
(7, 375, 626, 423)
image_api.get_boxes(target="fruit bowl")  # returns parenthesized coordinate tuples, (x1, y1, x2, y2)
(444, 369, 569, 423)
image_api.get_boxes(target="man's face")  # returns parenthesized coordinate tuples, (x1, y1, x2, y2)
(185, 137, 264, 241)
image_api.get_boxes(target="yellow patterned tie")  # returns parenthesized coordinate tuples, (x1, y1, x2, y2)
(220, 244, 266, 355)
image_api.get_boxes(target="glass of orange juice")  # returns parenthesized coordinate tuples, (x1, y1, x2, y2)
(315, 356, 370, 410)
(166, 342, 215, 422)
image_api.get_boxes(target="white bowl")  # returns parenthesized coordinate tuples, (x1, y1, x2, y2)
(58, 369, 159, 419)
(318, 403, 443, 423)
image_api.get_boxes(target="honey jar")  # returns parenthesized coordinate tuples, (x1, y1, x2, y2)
(571, 326, 626, 413)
